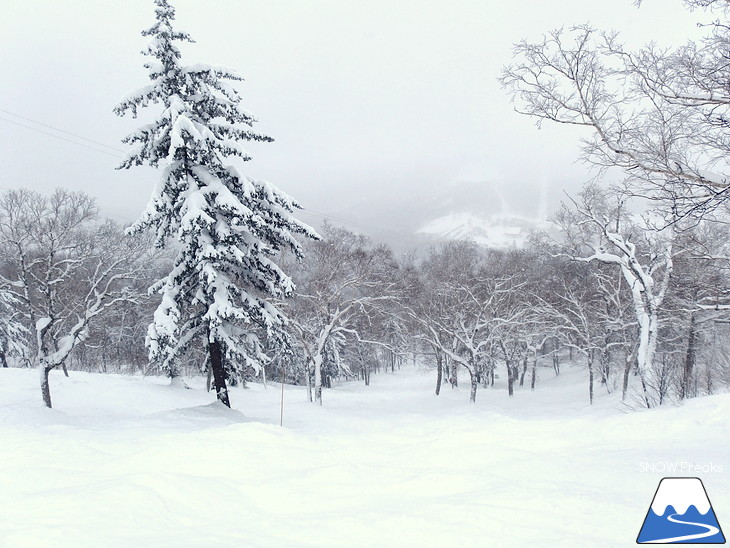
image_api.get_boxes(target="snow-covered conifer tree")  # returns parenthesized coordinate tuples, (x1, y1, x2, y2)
(115, 0, 317, 407)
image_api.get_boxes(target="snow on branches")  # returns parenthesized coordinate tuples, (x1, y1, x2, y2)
(501, 8, 730, 224)
(116, 0, 317, 406)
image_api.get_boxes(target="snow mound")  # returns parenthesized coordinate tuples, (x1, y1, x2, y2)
(148, 401, 250, 427)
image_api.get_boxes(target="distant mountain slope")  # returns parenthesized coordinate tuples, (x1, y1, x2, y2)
(416, 212, 541, 248)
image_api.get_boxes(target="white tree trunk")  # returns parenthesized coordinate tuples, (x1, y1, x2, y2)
(305, 360, 313, 403)
(594, 231, 672, 407)
(635, 309, 661, 405)
(314, 355, 323, 405)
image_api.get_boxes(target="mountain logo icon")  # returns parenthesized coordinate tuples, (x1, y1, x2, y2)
(637, 477, 725, 544)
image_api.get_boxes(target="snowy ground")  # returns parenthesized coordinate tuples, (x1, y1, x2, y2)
(1, 364, 728, 547)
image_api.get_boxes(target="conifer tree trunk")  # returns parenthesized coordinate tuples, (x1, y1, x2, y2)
(435, 349, 443, 396)
(208, 340, 230, 408)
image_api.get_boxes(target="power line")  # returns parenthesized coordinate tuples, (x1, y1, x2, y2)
(0, 108, 125, 153)
(0, 116, 123, 159)
(0, 108, 399, 235)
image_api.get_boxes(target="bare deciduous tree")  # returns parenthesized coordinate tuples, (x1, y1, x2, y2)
(287, 224, 399, 404)
(501, 6, 730, 223)
(0, 189, 147, 407)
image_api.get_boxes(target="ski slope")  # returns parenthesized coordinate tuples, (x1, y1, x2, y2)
(651, 514, 720, 543)
(0, 365, 728, 547)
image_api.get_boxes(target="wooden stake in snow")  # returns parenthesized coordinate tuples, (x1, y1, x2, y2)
(280, 364, 285, 427)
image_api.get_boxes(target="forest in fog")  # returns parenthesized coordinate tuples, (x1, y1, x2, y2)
(2, 182, 729, 409)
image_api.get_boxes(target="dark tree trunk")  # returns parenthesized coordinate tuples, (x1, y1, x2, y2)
(588, 353, 594, 405)
(519, 355, 528, 386)
(40, 365, 52, 408)
(552, 352, 560, 376)
(530, 355, 537, 391)
(640, 375, 651, 409)
(469, 372, 478, 403)
(450, 360, 458, 388)
(0, 352, 8, 368)
(599, 345, 610, 386)
(62, 363, 69, 377)
(681, 314, 697, 400)
(208, 340, 230, 408)
(364, 364, 370, 386)
(507, 360, 514, 397)
(435, 350, 443, 396)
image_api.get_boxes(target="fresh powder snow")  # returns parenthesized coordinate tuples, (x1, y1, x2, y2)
(1, 364, 727, 547)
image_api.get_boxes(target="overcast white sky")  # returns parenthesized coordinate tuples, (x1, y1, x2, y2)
(0, 0, 705, 238)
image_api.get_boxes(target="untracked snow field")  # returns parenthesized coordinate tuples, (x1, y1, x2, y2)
(1, 364, 728, 547)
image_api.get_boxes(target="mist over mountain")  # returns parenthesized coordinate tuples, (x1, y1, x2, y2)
(302, 177, 569, 252)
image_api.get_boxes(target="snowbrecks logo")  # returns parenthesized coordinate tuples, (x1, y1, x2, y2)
(637, 477, 726, 544)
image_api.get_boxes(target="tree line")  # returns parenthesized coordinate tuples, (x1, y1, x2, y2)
(1, 186, 729, 408)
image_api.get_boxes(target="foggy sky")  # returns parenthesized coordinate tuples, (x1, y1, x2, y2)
(1, 0, 704, 240)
